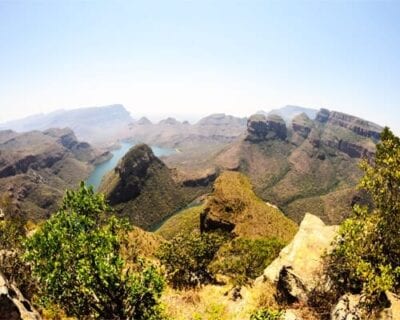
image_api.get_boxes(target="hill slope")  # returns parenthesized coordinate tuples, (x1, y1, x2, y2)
(99, 144, 210, 230)
(156, 171, 297, 242)
(213, 109, 381, 224)
(0, 104, 133, 145)
(0, 128, 106, 220)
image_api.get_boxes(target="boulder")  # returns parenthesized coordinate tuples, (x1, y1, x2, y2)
(330, 294, 364, 320)
(259, 213, 338, 304)
(331, 291, 400, 320)
(377, 292, 400, 320)
(0, 272, 41, 320)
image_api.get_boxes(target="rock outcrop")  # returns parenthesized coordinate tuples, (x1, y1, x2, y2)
(246, 114, 287, 142)
(316, 109, 382, 140)
(100, 144, 199, 229)
(106, 144, 165, 204)
(199, 171, 297, 241)
(0, 129, 101, 220)
(259, 213, 338, 304)
(0, 272, 41, 320)
(292, 113, 313, 138)
(331, 291, 400, 320)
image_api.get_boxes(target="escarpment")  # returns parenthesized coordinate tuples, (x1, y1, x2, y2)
(246, 114, 287, 142)
(0, 129, 107, 221)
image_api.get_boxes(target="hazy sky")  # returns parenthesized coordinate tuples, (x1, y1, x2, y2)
(1, 1, 400, 131)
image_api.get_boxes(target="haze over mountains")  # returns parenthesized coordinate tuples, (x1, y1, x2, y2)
(0, 103, 382, 227)
(0, 103, 392, 319)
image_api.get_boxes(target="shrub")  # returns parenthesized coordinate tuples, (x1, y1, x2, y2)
(250, 308, 282, 320)
(210, 237, 284, 285)
(327, 127, 400, 307)
(157, 231, 227, 288)
(24, 182, 165, 319)
(0, 194, 36, 299)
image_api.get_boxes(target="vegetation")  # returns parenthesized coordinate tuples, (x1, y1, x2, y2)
(0, 193, 36, 299)
(157, 231, 227, 289)
(203, 171, 297, 241)
(210, 238, 284, 285)
(327, 127, 400, 307)
(250, 308, 282, 320)
(24, 182, 165, 319)
(156, 204, 203, 240)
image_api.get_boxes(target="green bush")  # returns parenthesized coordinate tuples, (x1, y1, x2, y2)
(250, 308, 282, 320)
(210, 237, 284, 285)
(0, 194, 36, 299)
(327, 127, 400, 307)
(24, 182, 165, 319)
(157, 231, 227, 288)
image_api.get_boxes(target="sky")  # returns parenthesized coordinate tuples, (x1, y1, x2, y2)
(0, 1, 400, 131)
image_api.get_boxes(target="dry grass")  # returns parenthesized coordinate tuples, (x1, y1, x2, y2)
(155, 205, 204, 240)
(206, 171, 298, 242)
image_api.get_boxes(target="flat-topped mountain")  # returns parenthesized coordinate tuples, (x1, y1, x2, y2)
(0, 128, 107, 220)
(0, 104, 133, 145)
(209, 108, 382, 224)
(257, 105, 318, 123)
(128, 113, 247, 149)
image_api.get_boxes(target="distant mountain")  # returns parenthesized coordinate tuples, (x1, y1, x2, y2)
(205, 108, 383, 224)
(0, 128, 109, 220)
(0, 104, 133, 145)
(128, 113, 247, 149)
(257, 105, 319, 123)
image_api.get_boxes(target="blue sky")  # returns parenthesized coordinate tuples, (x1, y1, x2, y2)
(0, 1, 400, 131)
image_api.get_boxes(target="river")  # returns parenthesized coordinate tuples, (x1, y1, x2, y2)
(86, 142, 175, 190)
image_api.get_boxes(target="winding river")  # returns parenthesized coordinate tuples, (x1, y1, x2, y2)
(86, 142, 175, 190)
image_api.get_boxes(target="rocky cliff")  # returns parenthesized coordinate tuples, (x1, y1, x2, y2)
(246, 114, 287, 142)
(199, 171, 297, 241)
(99, 144, 208, 229)
(0, 128, 106, 221)
(212, 108, 381, 225)
(0, 272, 41, 320)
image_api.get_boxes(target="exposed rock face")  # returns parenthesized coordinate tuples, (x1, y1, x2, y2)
(182, 170, 218, 187)
(331, 292, 400, 320)
(107, 144, 165, 204)
(199, 171, 297, 241)
(246, 114, 287, 142)
(315, 108, 330, 123)
(0, 272, 41, 320)
(292, 113, 313, 138)
(0, 129, 100, 220)
(100, 144, 203, 229)
(331, 294, 363, 320)
(260, 213, 338, 304)
(316, 109, 382, 140)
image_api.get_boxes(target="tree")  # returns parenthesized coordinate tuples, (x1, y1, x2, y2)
(157, 231, 226, 289)
(24, 182, 165, 319)
(327, 127, 400, 306)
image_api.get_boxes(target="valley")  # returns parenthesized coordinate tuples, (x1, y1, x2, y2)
(1, 104, 396, 320)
